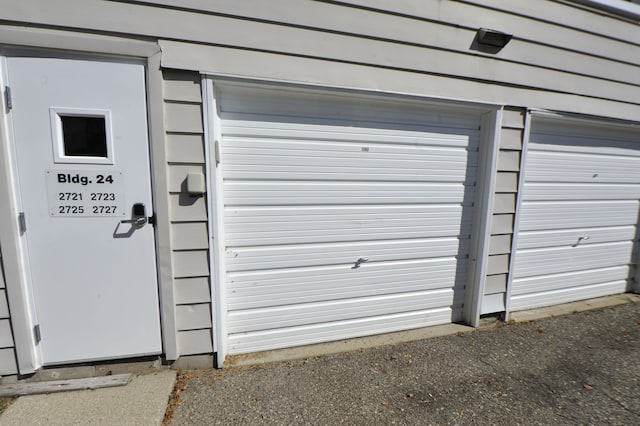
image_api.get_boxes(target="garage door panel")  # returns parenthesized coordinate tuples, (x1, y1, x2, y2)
(510, 281, 628, 312)
(226, 238, 469, 271)
(529, 136, 639, 157)
(518, 201, 639, 231)
(227, 289, 453, 333)
(513, 241, 633, 279)
(511, 122, 639, 312)
(219, 84, 478, 353)
(511, 265, 629, 296)
(516, 226, 636, 250)
(227, 307, 453, 355)
(222, 129, 478, 150)
(219, 85, 481, 131)
(225, 181, 469, 206)
(227, 259, 465, 310)
(524, 151, 640, 183)
(225, 206, 469, 246)
(522, 183, 640, 201)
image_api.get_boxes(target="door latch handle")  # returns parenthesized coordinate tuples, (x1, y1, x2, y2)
(120, 217, 147, 226)
(352, 257, 369, 269)
(121, 203, 147, 227)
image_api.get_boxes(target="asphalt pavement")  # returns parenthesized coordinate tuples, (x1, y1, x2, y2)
(168, 298, 640, 425)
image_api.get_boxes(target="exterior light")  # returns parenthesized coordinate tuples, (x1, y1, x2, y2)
(477, 28, 512, 48)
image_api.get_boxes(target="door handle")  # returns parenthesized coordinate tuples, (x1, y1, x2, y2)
(352, 257, 369, 269)
(121, 203, 148, 227)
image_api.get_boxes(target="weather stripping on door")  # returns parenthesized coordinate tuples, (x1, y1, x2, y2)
(351, 257, 369, 269)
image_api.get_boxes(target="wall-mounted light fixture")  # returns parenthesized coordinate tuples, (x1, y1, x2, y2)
(476, 28, 512, 49)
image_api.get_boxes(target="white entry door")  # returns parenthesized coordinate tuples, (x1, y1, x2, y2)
(5, 57, 162, 365)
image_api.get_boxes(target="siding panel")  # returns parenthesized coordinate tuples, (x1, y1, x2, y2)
(0, 321, 14, 348)
(177, 329, 213, 355)
(0, 348, 17, 376)
(497, 151, 520, 172)
(166, 134, 205, 164)
(163, 69, 202, 102)
(171, 222, 209, 250)
(162, 70, 212, 357)
(172, 250, 209, 278)
(168, 164, 206, 193)
(164, 102, 204, 134)
(2, 1, 639, 104)
(493, 193, 516, 214)
(176, 303, 212, 331)
(169, 194, 207, 222)
(174, 277, 211, 305)
(0, 290, 8, 319)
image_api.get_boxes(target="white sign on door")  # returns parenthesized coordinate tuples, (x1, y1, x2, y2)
(45, 169, 126, 217)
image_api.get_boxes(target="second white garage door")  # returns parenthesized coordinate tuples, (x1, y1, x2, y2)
(215, 84, 483, 354)
(510, 118, 639, 311)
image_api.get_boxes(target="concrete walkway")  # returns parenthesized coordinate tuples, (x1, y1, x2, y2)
(0, 370, 176, 426)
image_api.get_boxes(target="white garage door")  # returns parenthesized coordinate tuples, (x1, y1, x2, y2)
(216, 84, 482, 354)
(510, 119, 639, 311)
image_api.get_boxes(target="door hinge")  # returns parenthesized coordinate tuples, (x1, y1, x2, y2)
(214, 140, 220, 166)
(4, 86, 12, 111)
(18, 212, 26, 234)
(33, 324, 41, 344)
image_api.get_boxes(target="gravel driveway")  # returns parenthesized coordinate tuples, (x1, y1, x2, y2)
(168, 301, 639, 425)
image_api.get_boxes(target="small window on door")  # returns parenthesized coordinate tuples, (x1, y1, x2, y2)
(50, 108, 114, 164)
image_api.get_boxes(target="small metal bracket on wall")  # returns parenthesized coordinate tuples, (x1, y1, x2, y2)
(4, 86, 12, 111)
(18, 212, 26, 235)
(33, 324, 41, 344)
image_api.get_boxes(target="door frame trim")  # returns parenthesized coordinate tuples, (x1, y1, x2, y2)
(0, 40, 177, 374)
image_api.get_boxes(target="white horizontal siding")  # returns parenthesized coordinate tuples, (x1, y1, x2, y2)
(3, 0, 640, 120)
(228, 289, 453, 334)
(13, 0, 635, 103)
(166, 134, 205, 164)
(524, 151, 640, 183)
(518, 201, 639, 231)
(517, 226, 636, 250)
(227, 307, 452, 355)
(227, 259, 467, 310)
(219, 84, 479, 353)
(0, 321, 14, 348)
(177, 329, 213, 355)
(174, 277, 211, 305)
(510, 281, 628, 311)
(225, 238, 469, 271)
(224, 181, 470, 206)
(512, 265, 630, 296)
(513, 241, 633, 278)
(225, 206, 470, 247)
(522, 183, 640, 201)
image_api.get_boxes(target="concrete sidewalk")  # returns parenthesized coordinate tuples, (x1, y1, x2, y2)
(0, 370, 176, 426)
(168, 296, 640, 425)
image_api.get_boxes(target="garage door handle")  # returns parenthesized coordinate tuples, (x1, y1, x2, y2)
(352, 257, 369, 269)
(572, 236, 590, 247)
